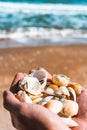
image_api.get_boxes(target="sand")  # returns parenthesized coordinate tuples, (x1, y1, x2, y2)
(0, 44, 87, 130)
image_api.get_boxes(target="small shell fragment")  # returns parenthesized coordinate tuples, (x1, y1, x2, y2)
(68, 82, 83, 95)
(16, 90, 32, 103)
(44, 100, 63, 114)
(68, 87, 76, 101)
(40, 96, 53, 106)
(62, 100, 79, 117)
(44, 87, 54, 95)
(60, 117, 78, 127)
(52, 74, 70, 86)
(48, 84, 59, 91)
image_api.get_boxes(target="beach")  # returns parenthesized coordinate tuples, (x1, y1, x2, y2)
(0, 44, 87, 130)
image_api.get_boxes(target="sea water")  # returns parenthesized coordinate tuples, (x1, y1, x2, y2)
(0, 0, 87, 47)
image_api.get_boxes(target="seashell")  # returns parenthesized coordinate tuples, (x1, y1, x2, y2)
(19, 76, 41, 95)
(29, 93, 43, 100)
(29, 69, 47, 90)
(60, 117, 78, 127)
(52, 74, 70, 86)
(16, 90, 32, 103)
(44, 87, 54, 95)
(33, 97, 43, 104)
(44, 100, 63, 114)
(48, 84, 59, 91)
(62, 100, 79, 117)
(68, 82, 83, 95)
(40, 96, 53, 106)
(55, 86, 70, 97)
(68, 87, 76, 101)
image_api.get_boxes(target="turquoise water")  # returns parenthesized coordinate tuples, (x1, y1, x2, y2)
(0, 0, 87, 4)
(0, 0, 87, 46)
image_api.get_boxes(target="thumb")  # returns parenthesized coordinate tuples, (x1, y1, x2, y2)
(3, 90, 21, 113)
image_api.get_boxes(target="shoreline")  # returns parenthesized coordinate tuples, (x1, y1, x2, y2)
(0, 44, 87, 130)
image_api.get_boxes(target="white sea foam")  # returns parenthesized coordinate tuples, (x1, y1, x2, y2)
(0, 2, 87, 14)
(0, 27, 87, 46)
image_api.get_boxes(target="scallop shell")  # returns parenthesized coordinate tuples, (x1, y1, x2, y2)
(68, 82, 83, 95)
(44, 100, 63, 114)
(19, 76, 41, 95)
(16, 90, 32, 103)
(62, 100, 79, 117)
(29, 69, 47, 90)
(52, 74, 70, 86)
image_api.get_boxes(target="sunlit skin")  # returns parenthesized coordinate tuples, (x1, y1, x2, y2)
(3, 68, 87, 130)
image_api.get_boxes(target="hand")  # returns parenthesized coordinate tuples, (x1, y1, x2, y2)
(3, 68, 87, 130)
(3, 68, 70, 130)
(72, 88, 87, 130)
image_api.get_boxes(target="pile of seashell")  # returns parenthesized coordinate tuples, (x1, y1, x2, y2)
(15, 69, 83, 127)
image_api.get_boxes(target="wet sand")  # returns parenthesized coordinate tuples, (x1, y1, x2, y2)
(0, 44, 87, 130)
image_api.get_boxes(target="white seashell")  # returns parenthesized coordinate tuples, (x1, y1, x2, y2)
(68, 82, 83, 95)
(60, 117, 78, 127)
(40, 96, 53, 106)
(16, 90, 32, 103)
(62, 100, 79, 117)
(52, 74, 70, 86)
(45, 87, 54, 95)
(68, 87, 76, 101)
(19, 76, 41, 95)
(44, 100, 63, 114)
(29, 69, 47, 90)
(55, 86, 70, 97)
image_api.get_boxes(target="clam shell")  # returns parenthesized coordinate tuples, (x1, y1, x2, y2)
(55, 86, 70, 97)
(52, 74, 70, 86)
(29, 69, 47, 90)
(60, 117, 78, 127)
(44, 100, 63, 114)
(19, 76, 41, 95)
(68, 82, 83, 95)
(16, 90, 32, 103)
(62, 100, 79, 117)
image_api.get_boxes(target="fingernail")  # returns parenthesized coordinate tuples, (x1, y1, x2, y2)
(3, 90, 8, 98)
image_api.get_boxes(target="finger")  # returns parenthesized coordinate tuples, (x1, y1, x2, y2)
(29, 69, 36, 74)
(3, 90, 21, 114)
(10, 72, 25, 93)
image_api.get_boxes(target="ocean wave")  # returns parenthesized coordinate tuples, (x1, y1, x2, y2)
(0, 3, 87, 29)
(1, 27, 87, 44)
(0, 2, 87, 35)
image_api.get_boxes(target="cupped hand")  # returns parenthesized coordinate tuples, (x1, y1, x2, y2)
(72, 88, 87, 130)
(3, 68, 71, 130)
(3, 68, 87, 130)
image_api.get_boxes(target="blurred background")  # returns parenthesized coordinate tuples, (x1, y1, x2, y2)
(1, 1, 87, 130)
